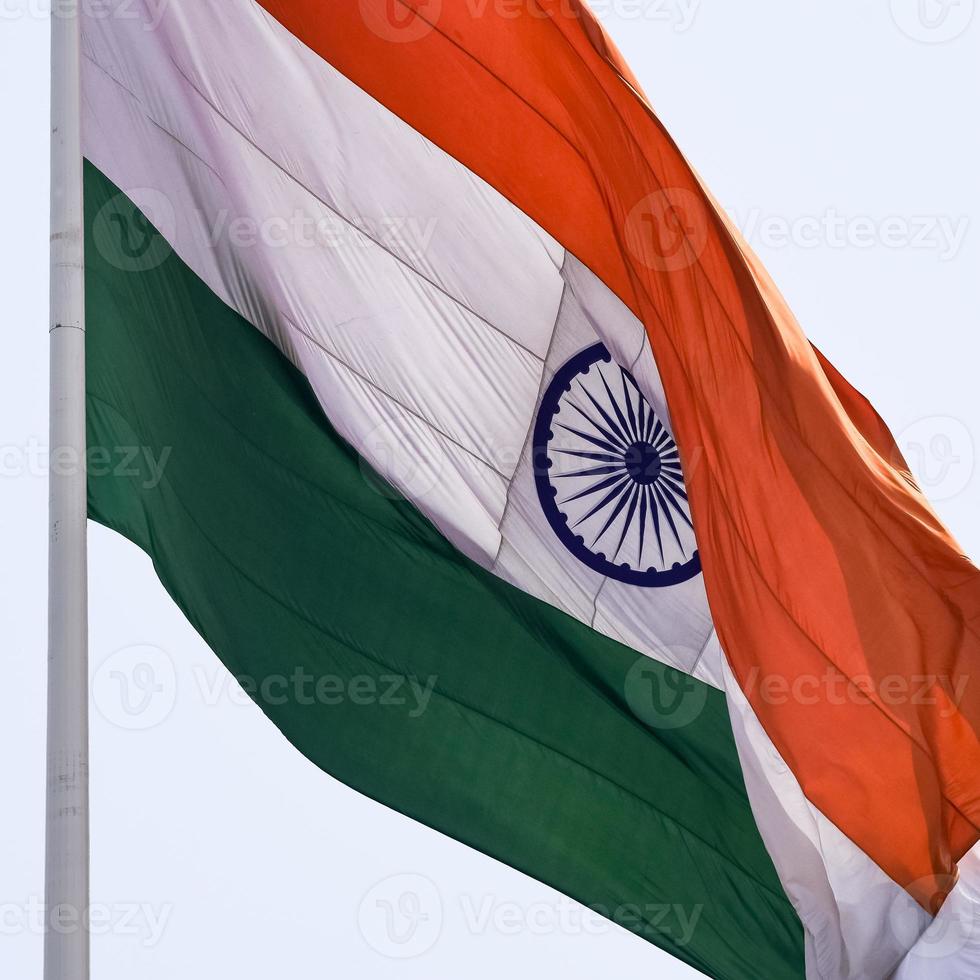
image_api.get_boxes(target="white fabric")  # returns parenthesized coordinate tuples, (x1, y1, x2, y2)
(894, 850, 980, 980)
(80, 2, 953, 976)
(493, 257, 715, 678)
(720, 654, 932, 979)
(80, 0, 721, 683)
(81, 6, 556, 565)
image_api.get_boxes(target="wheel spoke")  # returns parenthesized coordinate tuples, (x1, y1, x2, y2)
(555, 423, 623, 457)
(555, 463, 627, 480)
(658, 473, 689, 502)
(573, 382, 630, 449)
(597, 368, 636, 445)
(560, 471, 631, 507)
(646, 485, 665, 562)
(554, 448, 624, 464)
(657, 480, 695, 531)
(565, 401, 628, 453)
(538, 344, 701, 583)
(590, 480, 637, 549)
(619, 368, 641, 443)
(654, 484, 685, 552)
(637, 485, 649, 565)
(611, 484, 641, 559)
(572, 477, 633, 528)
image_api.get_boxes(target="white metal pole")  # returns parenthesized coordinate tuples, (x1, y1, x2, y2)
(46, 1, 89, 978)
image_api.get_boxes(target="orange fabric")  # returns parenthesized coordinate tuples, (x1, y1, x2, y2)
(258, 0, 980, 908)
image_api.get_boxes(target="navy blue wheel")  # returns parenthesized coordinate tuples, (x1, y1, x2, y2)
(533, 343, 701, 588)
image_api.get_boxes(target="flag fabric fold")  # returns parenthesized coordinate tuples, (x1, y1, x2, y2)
(80, 2, 980, 977)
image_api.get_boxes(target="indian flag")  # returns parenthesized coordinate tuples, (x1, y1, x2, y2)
(79, 2, 980, 978)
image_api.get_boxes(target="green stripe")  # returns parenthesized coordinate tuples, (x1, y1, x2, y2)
(84, 161, 803, 980)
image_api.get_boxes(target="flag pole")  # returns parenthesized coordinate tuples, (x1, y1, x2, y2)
(46, 1, 89, 978)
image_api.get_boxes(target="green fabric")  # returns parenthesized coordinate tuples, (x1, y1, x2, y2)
(84, 161, 804, 980)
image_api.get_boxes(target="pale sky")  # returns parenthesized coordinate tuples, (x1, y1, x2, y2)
(1, 2, 977, 978)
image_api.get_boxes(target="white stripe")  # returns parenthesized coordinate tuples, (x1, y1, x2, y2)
(720, 654, 931, 979)
(81, 17, 553, 564)
(81, 0, 717, 681)
(493, 255, 715, 677)
(79, 2, 941, 975)
(894, 851, 980, 980)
